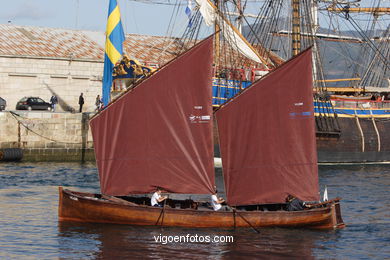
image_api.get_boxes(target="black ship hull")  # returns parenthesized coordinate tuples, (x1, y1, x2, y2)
(316, 117, 390, 163)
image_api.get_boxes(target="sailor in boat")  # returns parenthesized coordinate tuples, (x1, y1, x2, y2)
(285, 194, 313, 211)
(151, 187, 167, 207)
(210, 190, 226, 211)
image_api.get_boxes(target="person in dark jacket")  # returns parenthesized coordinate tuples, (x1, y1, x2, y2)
(50, 95, 58, 112)
(285, 194, 312, 211)
(78, 93, 84, 113)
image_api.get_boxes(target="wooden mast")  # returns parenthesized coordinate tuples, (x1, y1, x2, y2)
(292, 0, 301, 56)
(214, 0, 220, 67)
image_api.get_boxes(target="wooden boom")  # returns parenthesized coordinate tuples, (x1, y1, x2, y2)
(326, 7, 390, 15)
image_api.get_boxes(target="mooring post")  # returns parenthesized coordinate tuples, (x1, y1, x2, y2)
(81, 113, 89, 163)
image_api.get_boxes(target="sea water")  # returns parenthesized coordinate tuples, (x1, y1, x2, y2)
(0, 162, 389, 259)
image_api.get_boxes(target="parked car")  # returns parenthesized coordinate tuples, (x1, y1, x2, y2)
(0, 97, 6, 111)
(16, 97, 51, 111)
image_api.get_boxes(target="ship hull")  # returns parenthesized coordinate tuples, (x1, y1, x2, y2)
(317, 150, 390, 163)
(58, 187, 345, 230)
(316, 116, 390, 163)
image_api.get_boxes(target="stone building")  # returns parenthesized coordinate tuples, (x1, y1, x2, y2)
(0, 24, 181, 112)
(0, 24, 185, 161)
(0, 24, 104, 112)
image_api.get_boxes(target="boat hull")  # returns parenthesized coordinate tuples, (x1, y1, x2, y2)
(316, 117, 390, 163)
(58, 187, 345, 230)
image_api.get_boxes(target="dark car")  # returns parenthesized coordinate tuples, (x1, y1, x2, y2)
(0, 97, 6, 111)
(16, 97, 51, 111)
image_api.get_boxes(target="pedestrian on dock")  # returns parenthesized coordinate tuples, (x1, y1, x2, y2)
(50, 95, 58, 112)
(95, 95, 102, 111)
(78, 93, 84, 113)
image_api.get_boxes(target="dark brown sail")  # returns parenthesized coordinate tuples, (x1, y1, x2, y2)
(215, 48, 319, 205)
(90, 37, 215, 195)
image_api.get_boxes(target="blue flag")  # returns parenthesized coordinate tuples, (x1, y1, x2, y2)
(102, 0, 125, 106)
(185, 0, 193, 28)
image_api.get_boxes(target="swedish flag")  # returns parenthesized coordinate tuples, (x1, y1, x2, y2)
(102, 0, 125, 106)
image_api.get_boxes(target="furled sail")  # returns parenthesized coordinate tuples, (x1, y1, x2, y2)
(215, 48, 319, 205)
(91, 37, 215, 195)
(195, 0, 264, 65)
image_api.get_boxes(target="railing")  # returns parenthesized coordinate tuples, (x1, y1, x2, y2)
(214, 68, 270, 82)
(331, 99, 390, 109)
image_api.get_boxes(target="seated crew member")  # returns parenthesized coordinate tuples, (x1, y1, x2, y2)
(285, 194, 312, 211)
(211, 190, 225, 211)
(151, 187, 167, 207)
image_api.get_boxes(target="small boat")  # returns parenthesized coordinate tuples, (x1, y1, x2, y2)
(59, 37, 345, 230)
(59, 188, 343, 229)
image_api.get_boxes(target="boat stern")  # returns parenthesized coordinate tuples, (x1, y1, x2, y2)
(58, 186, 64, 221)
(330, 198, 346, 229)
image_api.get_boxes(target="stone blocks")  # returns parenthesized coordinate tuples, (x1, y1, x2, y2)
(0, 111, 95, 161)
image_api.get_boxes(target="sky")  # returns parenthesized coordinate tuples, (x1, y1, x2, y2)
(0, 0, 186, 36)
(0, 0, 388, 36)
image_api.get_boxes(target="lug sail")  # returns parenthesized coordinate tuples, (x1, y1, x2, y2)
(90, 37, 215, 195)
(215, 48, 319, 206)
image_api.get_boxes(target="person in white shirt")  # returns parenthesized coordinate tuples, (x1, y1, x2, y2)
(211, 190, 225, 211)
(151, 187, 167, 207)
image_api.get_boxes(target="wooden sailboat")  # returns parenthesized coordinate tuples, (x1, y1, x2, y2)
(58, 37, 345, 230)
(59, 187, 343, 229)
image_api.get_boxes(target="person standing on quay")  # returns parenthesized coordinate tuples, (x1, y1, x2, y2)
(95, 95, 103, 111)
(78, 93, 84, 113)
(50, 95, 58, 112)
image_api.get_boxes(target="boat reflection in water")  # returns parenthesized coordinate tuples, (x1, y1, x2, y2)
(58, 221, 319, 259)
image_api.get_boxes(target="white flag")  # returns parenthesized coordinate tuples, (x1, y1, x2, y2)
(323, 186, 328, 202)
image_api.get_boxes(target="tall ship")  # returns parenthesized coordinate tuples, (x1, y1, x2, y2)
(111, 0, 390, 163)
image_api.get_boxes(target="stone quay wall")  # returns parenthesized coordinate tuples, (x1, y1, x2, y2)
(0, 111, 95, 161)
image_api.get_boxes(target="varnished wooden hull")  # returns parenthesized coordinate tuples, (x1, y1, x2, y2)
(58, 187, 345, 230)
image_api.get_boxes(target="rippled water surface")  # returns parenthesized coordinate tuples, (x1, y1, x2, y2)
(0, 162, 389, 259)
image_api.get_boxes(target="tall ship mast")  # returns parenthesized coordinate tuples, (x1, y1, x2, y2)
(110, 0, 390, 163)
